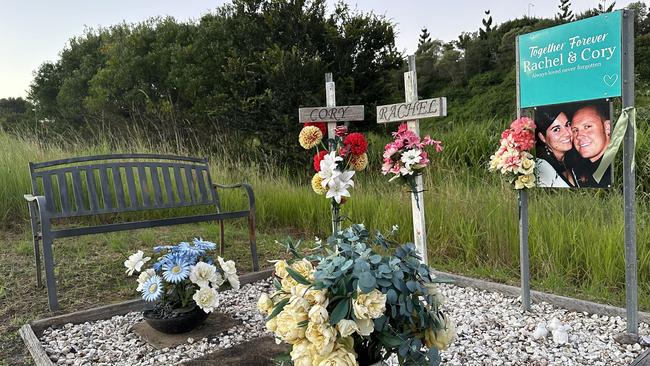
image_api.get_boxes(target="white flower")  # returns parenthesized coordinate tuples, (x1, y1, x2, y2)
(218, 256, 237, 276)
(308, 304, 329, 324)
(226, 274, 240, 290)
(189, 262, 220, 288)
(136, 269, 156, 291)
(124, 250, 151, 276)
(318, 152, 343, 187)
(336, 319, 358, 337)
(193, 287, 219, 313)
(400, 148, 422, 169)
(325, 171, 355, 204)
(355, 318, 374, 336)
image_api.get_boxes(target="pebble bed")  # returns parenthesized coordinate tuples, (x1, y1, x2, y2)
(39, 279, 648, 365)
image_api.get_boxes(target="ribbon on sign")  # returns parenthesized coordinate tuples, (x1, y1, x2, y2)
(593, 107, 636, 183)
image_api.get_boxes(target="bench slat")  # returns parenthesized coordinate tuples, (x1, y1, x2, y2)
(173, 165, 186, 203)
(161, 165, 175, 205)
(113, 166, 126, 210)
(56, 172, 71, 214)
(124, 166, 138, 208)
(99, 168, 113, 210)
(42, 175, 56, 213)
(71, 169, 86, 213)
(150, 166, 163, 206)
(84, 168, 99, 212)
(195, 167, 209, 204)
(137, 166, 151, 208)
(184, 167, 196, 204)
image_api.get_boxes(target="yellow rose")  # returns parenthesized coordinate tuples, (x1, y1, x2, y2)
(308, 304, 329, 324)
(518, 156, 535, 175)
(274, 303, 308, 344)
(274, 260, 289, 279)
(281, 276, 298, 291)
(312, 173, 327, 195)
(314, 343, 357, 366)
(305, 322, 337, 356)
(299, 126, 323, 149)
(353, 289, 387, 320)
(423, 283, 445, 306)
(336, 319, 358, 337)
(514, 173, 535, 189)
(426, 315, 457, 350)
(290, 339, 315, 366)
(257, 293, 274, 315)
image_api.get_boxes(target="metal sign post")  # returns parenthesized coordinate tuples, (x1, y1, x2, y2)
(515, 37, 531, 311)
(376, 55, 447, 264)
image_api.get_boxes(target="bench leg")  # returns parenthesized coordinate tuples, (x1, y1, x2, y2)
(27, 202, 43, 288)
(41, 233, 59, 311)
(219, 220, 225, 256)
(248, 213, 259, 272)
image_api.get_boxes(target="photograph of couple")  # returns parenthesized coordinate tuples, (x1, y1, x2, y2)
(535, 99, 612, 188)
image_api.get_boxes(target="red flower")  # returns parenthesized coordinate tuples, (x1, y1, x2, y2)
(334, 125, 348, 137)
(313, 150, 329, 172)
(304, 122, 327, 137)
(343, 133, 368, 156)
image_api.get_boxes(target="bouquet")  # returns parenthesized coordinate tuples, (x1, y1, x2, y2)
(258, 225, 455, 366)
(488, 117, 536, 189)
(124, 238, 239, 317)
(381, 123, 443, 207)
(299, 122, 369, 229)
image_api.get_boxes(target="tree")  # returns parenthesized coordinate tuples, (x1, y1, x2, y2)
(557, 0, 575, 22)
(598, 1, 617, 13)
(480, 10, 493, 39)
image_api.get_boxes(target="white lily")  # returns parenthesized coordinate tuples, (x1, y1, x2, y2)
(124, 250, 151, 276)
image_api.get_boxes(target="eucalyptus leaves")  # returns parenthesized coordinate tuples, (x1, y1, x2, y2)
(258, 225, 455, 366)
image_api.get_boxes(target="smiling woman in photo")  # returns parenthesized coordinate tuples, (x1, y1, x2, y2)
(535, 107, 576, 187)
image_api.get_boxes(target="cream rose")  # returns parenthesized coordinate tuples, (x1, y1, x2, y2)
(274, 260, 289, 279)
(290, 339, 315, 366)
(518, 156, 535, 175)
(304, 288, 329, 306)
(353, 289, 387, 319)
(315, 344, 357, 366)
(426, 315, 457, 350)
(257, 293, 274, 315)
(189, 262, 219, 288)
(336, 319, 358, 337)
(514, 173, 535, 189)
(305, 322, 337, 356)
(266, 318, 278, 332)
(292, 258, 315, 280)
(274, 303, 308, 344)
(355, 318, 374, 336)
(192, 287, 219, 313)
(308, 304, 329, 324)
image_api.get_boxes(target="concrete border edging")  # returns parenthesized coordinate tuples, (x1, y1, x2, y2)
(434, 270, 650, 323)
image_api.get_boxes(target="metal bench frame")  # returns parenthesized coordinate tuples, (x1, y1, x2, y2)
(24, 154, 258, 311)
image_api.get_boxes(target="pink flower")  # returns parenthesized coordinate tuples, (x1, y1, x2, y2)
(335, 125, 348, 137)
(383, 144, 399, 159)
(419, 151, 430, 166)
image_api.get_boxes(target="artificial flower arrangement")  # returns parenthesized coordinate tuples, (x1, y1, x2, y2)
(124, 238, 240, 318)
(381, 123, 443, 207)
(258, 224, 455, 366)
(299, 122, 369, 231)
(488, 117, 537, 189)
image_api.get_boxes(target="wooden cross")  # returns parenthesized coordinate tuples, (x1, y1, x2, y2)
(376, 55, 447, 264)
(298, 73, 364, 234)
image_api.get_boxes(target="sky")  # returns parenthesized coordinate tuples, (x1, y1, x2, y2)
(0, 0, 636, 99)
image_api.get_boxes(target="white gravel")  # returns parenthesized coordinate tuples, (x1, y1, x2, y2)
(39, 279, 648, 365)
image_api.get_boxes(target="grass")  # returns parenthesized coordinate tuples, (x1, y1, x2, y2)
(1, 119, 649, 364)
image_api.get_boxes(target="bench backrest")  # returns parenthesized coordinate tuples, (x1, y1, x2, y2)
(29, 154, 220, 219)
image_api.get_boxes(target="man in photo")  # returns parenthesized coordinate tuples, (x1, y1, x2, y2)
(570, 102, 612, 188)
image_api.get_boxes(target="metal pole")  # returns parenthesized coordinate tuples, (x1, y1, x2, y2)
(621, 9, 637, 335)
(515, 37, 531, 311)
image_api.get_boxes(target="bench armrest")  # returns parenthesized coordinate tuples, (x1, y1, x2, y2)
(213, 183, 255, 213)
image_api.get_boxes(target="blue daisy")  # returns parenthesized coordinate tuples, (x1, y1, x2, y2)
(141, 275, 163, 302)
(153, 245, 175, 253)
(178, 241, 205, 257)
(193, 238, 216, 251)
(162, 254, 191, 283)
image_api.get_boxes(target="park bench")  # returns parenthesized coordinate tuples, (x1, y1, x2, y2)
(24, 154, 258, 311)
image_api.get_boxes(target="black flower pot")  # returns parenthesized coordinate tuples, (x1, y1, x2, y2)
(143, 306, 209, 334)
